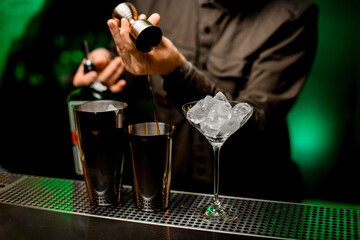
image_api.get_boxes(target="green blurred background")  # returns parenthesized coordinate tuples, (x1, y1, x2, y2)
(0, 0, 359, 206)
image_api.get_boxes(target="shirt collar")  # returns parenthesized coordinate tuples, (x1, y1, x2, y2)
(199, 0, 230, 12)
(199, 0, 215, 7)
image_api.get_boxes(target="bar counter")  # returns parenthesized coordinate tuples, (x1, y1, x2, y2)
(1, 172, 359, 240)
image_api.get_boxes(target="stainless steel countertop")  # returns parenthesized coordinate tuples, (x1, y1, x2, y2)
(1, 172, 359, 240)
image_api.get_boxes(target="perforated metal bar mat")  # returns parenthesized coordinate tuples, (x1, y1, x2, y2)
(1, 172, 359, 240)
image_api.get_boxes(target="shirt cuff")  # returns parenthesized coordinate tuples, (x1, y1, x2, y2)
(162, 60, 192, 91)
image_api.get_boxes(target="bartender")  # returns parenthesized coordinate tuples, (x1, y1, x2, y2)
(73, 0, 318, 202)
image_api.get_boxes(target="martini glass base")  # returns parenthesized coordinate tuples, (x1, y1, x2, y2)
(195, 201, 239, 223)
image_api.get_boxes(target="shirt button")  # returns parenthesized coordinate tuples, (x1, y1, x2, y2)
(204, 26, 211, 33)
(202, 62, 207, 70)
(196, 167, 206, 176)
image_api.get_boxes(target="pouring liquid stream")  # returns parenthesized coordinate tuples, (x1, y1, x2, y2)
(145, 53, 160, 135)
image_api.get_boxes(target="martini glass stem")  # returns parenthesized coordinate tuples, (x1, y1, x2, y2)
(213, 145, 222, 209)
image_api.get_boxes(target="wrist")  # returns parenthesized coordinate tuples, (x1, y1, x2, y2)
(162, 58, 191, 94)
(163, 54, 189, 77)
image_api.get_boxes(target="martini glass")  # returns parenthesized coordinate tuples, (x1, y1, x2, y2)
(182, 99, 253, 222)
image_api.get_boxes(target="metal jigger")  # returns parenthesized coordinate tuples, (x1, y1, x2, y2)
(112, 2, 163, 53)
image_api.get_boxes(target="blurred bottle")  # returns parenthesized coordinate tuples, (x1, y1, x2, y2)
(68, 41, 111, 101)
(67, 41, 112, 175)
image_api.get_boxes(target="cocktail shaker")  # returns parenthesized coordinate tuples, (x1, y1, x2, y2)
(112, 2, 163, 53)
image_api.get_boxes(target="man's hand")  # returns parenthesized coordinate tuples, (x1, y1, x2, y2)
(73, 48, 127, 93)
(107, 13, 185, 76)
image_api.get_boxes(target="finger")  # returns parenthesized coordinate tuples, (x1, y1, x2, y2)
(108, 19, 124, 54)
(120, 18, 133, 51)
(107, 60, 126, 86)
(73, 60, 85, 76)
(138, 14, 147, 20)
(98, 57, 124, 85)
(109, 79, 127, 93)
(106, 68, 124, 87)
(89, 48, 111, 71)
(73, 71, 97, 87)
(148, 13, 160, 26)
